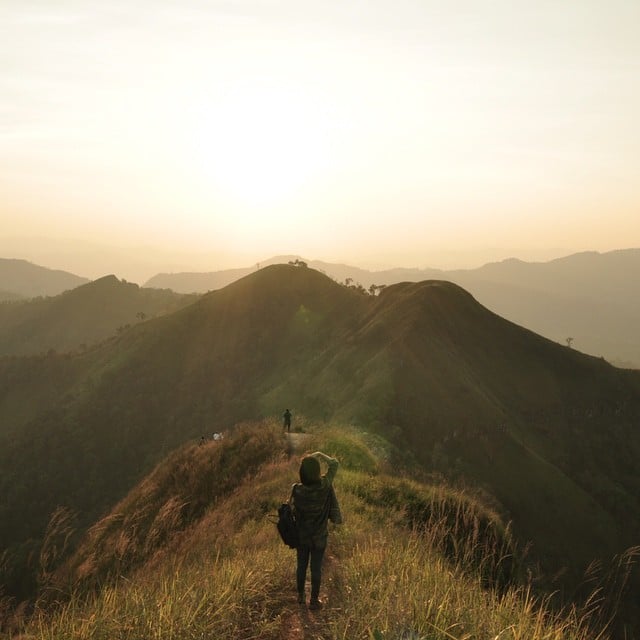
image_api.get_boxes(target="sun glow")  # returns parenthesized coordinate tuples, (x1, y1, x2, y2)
(2, 1, 639, 262)
(186, 84, 332, 208)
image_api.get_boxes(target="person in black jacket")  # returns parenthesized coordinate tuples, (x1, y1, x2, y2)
(283, 409, 292, 432)
(291, 451, 341, 610)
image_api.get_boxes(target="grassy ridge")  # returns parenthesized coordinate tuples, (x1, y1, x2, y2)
(4, 424, 614, 640)
(0, 275, 197, 357)
(40, 421, 287, 599)
(2, 265, 639, 629)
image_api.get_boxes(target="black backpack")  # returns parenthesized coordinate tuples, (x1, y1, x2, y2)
(276, 501, 299, 549)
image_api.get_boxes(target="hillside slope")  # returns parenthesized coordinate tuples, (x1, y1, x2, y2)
(0, 258, 88, 299)
(0, 275, 197, 356)
(10, 424, 626, 640)
(1, 265, 639, 612)
(145, 250, 640, 366)
(366, 280, 640, 572)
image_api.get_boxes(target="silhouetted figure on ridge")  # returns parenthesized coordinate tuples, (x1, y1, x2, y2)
(283, 408, 292, 432)
(291, 451, 342, 609)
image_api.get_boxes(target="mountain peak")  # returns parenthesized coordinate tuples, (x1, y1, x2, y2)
(89, 274, 133, 288)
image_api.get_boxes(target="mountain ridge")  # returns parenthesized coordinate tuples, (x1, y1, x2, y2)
(143, 249, 640, 367)
(0, 275, 197, 356)
(4, 250, 639, 366)
(1, 265, 639, 612)
(20, 422, 621, 640)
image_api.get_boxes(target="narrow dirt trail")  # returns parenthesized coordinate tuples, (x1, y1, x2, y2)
(280, 550, 341, 640)
(285, 432, 314, 456)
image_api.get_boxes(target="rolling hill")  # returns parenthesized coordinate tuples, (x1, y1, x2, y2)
(0, 258, 89, 300)
(1, 265, 639, 626)
(0, 275, 198, 356)
(145, 249, 640, 367)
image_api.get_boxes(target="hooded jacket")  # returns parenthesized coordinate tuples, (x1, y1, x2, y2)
(292, 455, 340, 547)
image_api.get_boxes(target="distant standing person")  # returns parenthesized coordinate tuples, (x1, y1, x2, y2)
(291, 451, 341, 610)
(283, 408, 292, 432)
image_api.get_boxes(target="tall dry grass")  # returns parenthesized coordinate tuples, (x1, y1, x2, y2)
(38, 420, 286, 604)
(6, 426, 617, 640)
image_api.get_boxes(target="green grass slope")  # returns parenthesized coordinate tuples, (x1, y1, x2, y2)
(366, 281, 640, 570)
(0, 265, 639, 622)
(145, 249, 640, 367)
(3, 424, 626, 640)
(0, 275, 197, 356)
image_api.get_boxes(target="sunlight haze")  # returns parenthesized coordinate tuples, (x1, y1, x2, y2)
(2, 0, 639, 281)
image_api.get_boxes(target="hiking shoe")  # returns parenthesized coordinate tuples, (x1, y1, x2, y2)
(309, 599, 323, 611)
(297, 593, 305, 605)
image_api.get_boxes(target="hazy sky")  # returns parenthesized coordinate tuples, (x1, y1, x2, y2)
(1, 0, 639, 280)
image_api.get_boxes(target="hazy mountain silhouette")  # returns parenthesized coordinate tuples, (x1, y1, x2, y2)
(0, 275, 197, 356)
(0, 290, 24, 302)
(1, 265, 639, 609)
(0, 258, 89, 300)
(145, 249, 640, 367)
(144, 254, 443, 292)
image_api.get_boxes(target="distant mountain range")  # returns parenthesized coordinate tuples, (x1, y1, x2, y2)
(1, 265, 639, 613)
(2, 249, 639, 366)
(0, 258, 89, 299)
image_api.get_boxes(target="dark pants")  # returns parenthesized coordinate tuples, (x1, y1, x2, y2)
(296, 544, 326, 599)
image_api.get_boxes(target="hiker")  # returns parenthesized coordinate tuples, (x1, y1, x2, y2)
(283, 408, 292, 432)
(291, 451, 341, 610)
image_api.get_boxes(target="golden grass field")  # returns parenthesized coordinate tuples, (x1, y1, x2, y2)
(3, 421, 618, 640)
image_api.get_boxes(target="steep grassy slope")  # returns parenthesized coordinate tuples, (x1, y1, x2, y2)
(145, 250, 640, 366)
(0, 275, 197, 356)
(0, 266, 366, 600)
(4, 424, 628, 640)
(0, 265, 639, 618)
(367, 281, 640, 569)
(0, 258, 88, 299)
(41, 421, 286, 598)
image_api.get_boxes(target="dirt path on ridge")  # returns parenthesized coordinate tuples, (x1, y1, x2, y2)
(279, 550, 341, 640)
(285, 432, 313, 456)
